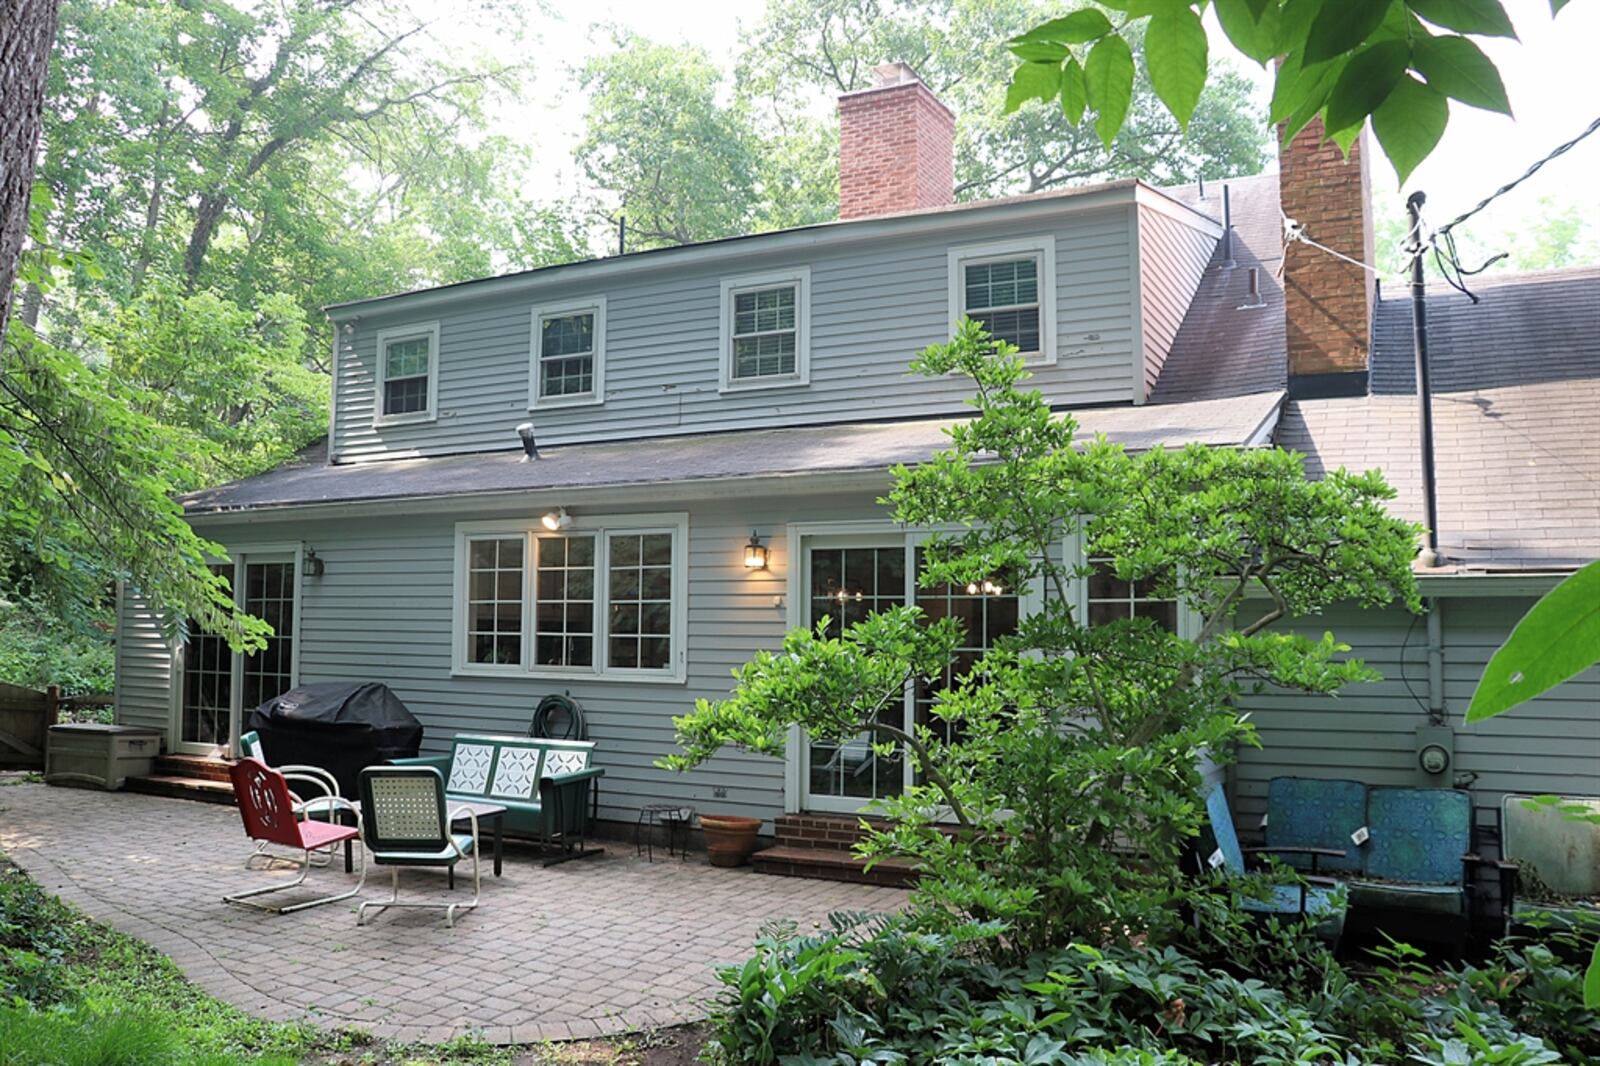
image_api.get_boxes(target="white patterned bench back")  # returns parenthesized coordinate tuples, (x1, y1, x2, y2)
(446, 741, 496, 797)
(542, 744, 591, 777)
(489, 745, 544, 800)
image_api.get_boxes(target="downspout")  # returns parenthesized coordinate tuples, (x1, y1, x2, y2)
(1426, 598, 1446, 725)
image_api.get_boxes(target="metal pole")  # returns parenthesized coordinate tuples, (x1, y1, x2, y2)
(1406, 191, 1441, 566)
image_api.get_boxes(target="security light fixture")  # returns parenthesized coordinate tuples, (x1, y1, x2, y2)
(302, 547, 325, 578)
(516, 421, 540, 461)
(743, 531, 769, 570)
(541, 507, 571, 532)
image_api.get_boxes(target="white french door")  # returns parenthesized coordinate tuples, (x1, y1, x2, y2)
(175, 549, 300, 755)
(793, 527, 1029, 814)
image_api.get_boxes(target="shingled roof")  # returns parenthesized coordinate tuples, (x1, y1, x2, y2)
(1280, 268, 1600, 571)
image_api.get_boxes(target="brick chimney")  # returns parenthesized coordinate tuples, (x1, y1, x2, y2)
(1278, 117, 1375, 397)
(837, 62, 955, 220)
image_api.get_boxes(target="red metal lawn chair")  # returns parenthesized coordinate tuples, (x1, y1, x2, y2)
(224, 757, 366, 913)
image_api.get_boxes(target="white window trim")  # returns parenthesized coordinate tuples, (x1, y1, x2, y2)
(719, 267, 811, 393)
(947, 236, 1057, 366)
(372, 321, 441, 427)
(1061, 525, 1199, 641)
(451, 513, 688, 683)
(528, 296, 607, 410)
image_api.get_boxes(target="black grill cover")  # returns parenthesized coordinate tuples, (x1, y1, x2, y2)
(246, 681, 423, 796)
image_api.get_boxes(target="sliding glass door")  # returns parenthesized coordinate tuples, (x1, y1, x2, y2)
(798, 532, 1023, 813)
(176, 551, 299, 755)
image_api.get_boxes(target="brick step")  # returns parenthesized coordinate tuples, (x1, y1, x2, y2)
(152, 754, 233, 783)
(752, 844, 917, 888)
(773, 812, 883, 850)
(124, 774, 237, 805)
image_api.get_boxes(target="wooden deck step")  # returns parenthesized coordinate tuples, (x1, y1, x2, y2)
(751, 844, 916, 888)
(124, 774, 236, 805)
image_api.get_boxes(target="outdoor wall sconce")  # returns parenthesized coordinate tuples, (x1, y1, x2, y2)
(541, 507, 571, 531)
(302, 548, 325, 578)
(743, 531, 769, 570)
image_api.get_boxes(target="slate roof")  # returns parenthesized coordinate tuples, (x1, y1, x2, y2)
(181, 391, 1284, 515)
(1280, 268, 1600, 570)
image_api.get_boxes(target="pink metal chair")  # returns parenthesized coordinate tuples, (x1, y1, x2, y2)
(224, 758, 366, 913)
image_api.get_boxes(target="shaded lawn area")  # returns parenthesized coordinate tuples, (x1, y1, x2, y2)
(0, 860, 704, 1066)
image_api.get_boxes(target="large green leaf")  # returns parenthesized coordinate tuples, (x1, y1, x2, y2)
(1405, 0, 1517, 37)
(1060, 57, 1088, 125)
(1324, 39, 1410, 133)
(1009, 40, 1071, 62)
(1304, 0, 1394, 63)
(1466, 559, 1600, 722)
(1215, 0, 1283, 63)
(1412, 34, 1511, 113)
(1276, 57, 1346, 143)
(1011, 9, 1114, 46)
(1145, 9, 1209, 127)
(1005, 61, 1064, 114)
(1586, 939, 1600, 1009)
(1371, 75, 1449, 183)
(1084, 34, 1135, 148)
(1553, 0, 1573, 12)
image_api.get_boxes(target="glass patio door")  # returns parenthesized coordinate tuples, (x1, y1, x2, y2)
(798, 535, 1025, 814)
(177, 553, 298, 755)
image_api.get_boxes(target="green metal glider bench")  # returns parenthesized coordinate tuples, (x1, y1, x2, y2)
(391, 733, 603, 864)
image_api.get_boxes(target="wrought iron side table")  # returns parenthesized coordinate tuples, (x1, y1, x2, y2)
(636, 803, 694, 861)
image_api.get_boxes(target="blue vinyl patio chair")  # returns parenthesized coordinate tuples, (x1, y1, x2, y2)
(1265, 776, 1368, 875)
(1351, 786, 1473, 952)
(1202, 784, 1347, 946)
(357, 765, 481, 928)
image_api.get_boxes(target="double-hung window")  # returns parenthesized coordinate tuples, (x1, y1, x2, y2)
(720, 268, 810, 390)
(530, 297, 605, 408)
(948, 237, 1056, 364)
(454, 514, 686, 681)
(373, 322, 439, 425)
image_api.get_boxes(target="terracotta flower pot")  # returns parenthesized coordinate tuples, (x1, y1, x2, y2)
(700, 814, 763, 867)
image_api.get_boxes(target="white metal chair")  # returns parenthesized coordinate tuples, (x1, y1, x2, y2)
(224, 758, 366, 913)
(238, 729, 343, 869)
(356, 765, 481, 928)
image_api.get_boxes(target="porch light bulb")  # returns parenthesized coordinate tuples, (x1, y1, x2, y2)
(541, 507, 571, 531)
(743, 531, 768, 570)
(966, 582, 979, 594)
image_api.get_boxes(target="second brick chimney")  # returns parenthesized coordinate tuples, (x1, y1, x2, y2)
(1278, 117, 1375, 397)
(837, 62, 955, 220)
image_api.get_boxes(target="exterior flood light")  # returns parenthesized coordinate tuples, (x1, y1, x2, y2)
(743, 531, 769, 570)
(516, 421, 540, 460)
(541, 507, 571, 532)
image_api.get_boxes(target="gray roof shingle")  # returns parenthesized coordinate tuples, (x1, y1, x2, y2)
(182, 392, 1283, 515)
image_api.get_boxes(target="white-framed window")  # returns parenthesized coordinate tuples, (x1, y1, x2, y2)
(452, 513, 688, 682)
(529, 297, 606, 409)
(1083, 555, 1179, 632)
(373, 321, 440, 426)
(947, 237, 1056, 364)
(719, 267, 811, 391)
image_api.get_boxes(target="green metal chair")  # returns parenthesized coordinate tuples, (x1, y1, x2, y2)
(356, 765, 481, 928)
(1502, 793, 1600, 932)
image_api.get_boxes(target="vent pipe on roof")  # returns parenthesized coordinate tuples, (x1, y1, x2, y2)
(1197, 175, 1205, 199)
(1237, 267, 1264, 310)
(1220, 184, 1236, 270)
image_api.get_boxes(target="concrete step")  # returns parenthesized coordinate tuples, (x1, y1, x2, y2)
(124, 774, 236, 805)
(752, 844, 916, 888)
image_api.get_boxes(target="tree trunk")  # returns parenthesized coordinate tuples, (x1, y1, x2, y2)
(0, 0, 61, 346)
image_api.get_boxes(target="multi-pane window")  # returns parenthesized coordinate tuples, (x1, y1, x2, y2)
(964, 256, 1042, 356)
(607, 532, 674, 670)
(380, 334, 433, 417)
(465, 537, 525, 666)
(731, 285, 798, 380)
(538, 311, 596, 399)
(456, 521, 681, 678)
(914, 555, 1020, 747)
(534, 535, 595, 668)
(182, 563, 236, 748)
(240, 561, 296, 711)
(1085, 556, 1178, 632)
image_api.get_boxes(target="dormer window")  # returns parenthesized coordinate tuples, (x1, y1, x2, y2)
(948, 237, 1057, 365)
(720, 267, 811, 391)
(373, 321, 440, 426)
(530, 297, 606, 409)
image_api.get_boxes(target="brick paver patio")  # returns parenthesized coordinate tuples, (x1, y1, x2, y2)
(0, 782, 906, 1044)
